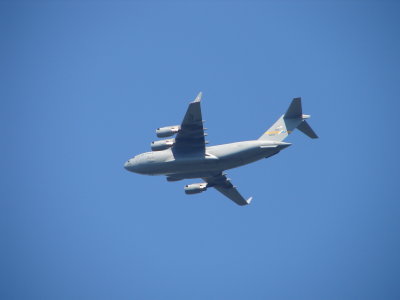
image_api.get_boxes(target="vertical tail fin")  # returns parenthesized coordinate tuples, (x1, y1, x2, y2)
(284, 97, 303, 118)
(258, 97, 318, 142)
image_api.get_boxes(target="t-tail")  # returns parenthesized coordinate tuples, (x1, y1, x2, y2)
(258, 97, 318, 142)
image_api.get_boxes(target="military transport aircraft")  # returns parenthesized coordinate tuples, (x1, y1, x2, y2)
(124, 93, 317, 206)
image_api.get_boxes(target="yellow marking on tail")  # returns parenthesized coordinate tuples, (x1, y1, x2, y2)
(264, 130, 293, 135)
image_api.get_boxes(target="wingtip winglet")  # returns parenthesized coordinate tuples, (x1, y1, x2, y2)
(194, 92, 202, 103)
(246, 197, 253, 205)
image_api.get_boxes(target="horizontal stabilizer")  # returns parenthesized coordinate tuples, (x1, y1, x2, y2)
(297, 120, 318, 139)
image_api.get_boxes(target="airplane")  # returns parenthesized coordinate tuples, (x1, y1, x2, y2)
(124, 93, 318, 206)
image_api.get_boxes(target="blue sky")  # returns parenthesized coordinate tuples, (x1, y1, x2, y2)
(1, 1, 400, 299)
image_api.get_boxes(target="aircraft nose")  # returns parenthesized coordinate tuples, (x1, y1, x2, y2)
(124, 160, 132, 171)
(124, 158, 140, 173)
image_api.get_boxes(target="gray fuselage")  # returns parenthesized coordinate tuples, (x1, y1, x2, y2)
(124, 140, 291, 179)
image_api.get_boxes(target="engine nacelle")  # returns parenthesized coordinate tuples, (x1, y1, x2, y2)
(156, 125, 180, 138)
(151, 139, 175, 151)
(184, 183, 208, 195)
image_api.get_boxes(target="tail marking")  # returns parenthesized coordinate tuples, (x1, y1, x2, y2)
(258, 97, 317, 141)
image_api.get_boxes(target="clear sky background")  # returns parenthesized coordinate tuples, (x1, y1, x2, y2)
(1, 1, 400, 299)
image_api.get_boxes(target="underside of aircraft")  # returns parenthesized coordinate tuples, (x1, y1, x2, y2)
(124, 93, 317, 206)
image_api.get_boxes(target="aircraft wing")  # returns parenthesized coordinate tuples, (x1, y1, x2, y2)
(173, 92, 206, 153)
(203, 173, 253, 206)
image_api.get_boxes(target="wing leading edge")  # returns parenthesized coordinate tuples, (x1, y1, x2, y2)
(173, 92, 206, 153)
(203, 173, 252, 206)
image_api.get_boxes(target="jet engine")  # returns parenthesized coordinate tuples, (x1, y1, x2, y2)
(184, 183, 208, 194)
(156, 125, 180, 138)
(151, 139, 175, 151)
